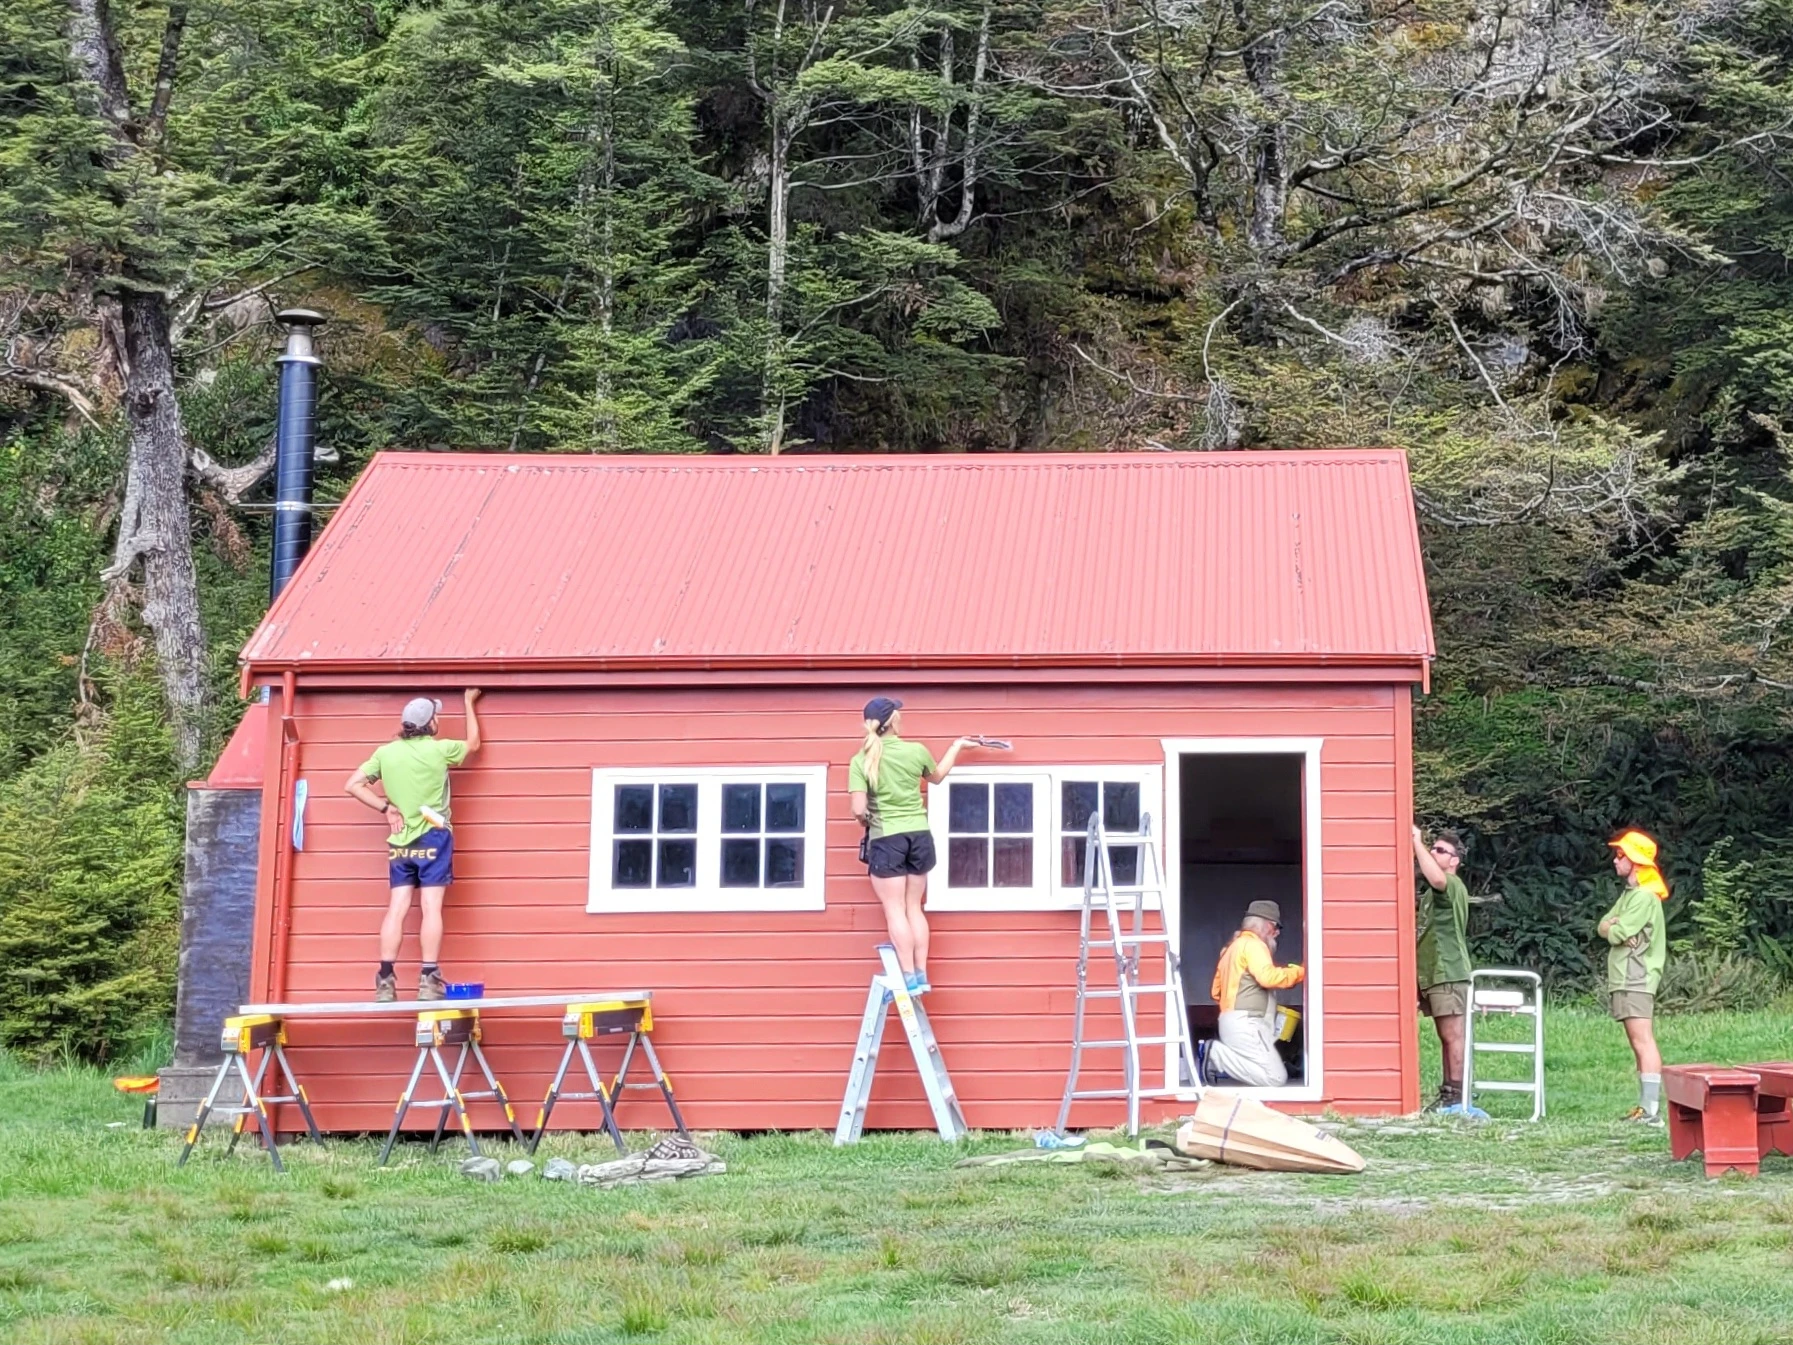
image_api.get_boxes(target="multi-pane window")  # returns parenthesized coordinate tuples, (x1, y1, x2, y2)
(590, 767, 827, 912)
(613, 783, 698, 888)
(1060, 779, 1144, 887)
(946, 780, 1036, 889)
(721, 783, 807, 888)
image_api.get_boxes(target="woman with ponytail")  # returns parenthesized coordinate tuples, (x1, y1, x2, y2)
(848, 697, 982, 995)
(1599, 830, 1670, 1123)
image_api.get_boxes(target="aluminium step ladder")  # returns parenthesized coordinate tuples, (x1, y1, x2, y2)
(1056, 812, 1202, 1137)
(835, 943, 968, 1144)
(1463, 968, 1545, 1121)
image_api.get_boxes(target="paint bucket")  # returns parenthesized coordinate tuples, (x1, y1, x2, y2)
(1274, 1006, 1300, 1043)
(444, 982, 485, 1000)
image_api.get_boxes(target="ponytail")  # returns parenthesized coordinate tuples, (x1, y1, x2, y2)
(860, 720, 885, 789)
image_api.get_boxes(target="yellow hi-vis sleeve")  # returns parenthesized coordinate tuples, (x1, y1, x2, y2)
(1211, 931, 1305, 1011)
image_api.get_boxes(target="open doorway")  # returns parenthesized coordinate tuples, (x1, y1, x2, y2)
(1175, 752, 1308, 1087)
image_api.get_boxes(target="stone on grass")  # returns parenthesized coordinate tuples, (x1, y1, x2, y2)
(542, 1158, 577, 1182)
(506, 1159, 536, 1177)
(459, 1156, 502, 1182)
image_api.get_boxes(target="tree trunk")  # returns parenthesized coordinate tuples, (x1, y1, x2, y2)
(112, 289, 206, 770)
(763, 119, 790, 455)
(1233, 0, 1289, 257)
(66, 0, 208, 769)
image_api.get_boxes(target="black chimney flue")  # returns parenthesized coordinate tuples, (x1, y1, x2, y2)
(270, 308, 325, 600)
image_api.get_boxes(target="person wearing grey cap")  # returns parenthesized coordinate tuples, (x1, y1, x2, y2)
(344, 690, 483, 1001)
(1198, 900, 1304, 1088)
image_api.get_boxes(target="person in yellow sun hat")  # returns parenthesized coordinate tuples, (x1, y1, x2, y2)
(1598, 829, 1670, 1123)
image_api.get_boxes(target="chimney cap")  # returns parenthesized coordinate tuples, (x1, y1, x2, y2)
(276, 308, 328, 328)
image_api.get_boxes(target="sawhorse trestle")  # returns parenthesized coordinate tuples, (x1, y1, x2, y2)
(528, 998, 689, 1153)
(177, 1014, 323, 1172)
(378, 1008, 524, 1166)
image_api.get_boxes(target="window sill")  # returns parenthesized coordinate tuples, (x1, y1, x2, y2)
(927, 893, 1166, 913)
(588, 889, 826, 914)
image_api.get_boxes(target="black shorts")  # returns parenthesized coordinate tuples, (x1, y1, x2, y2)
(867, 831, 936, 878)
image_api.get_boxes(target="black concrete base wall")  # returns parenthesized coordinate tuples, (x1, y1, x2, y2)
(157, 786, 261, 1126)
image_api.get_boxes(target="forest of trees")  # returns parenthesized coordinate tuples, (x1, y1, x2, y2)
(2, 0, 1792, 1057)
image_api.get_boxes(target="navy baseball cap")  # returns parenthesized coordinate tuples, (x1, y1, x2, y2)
(863, 696, 902, 726)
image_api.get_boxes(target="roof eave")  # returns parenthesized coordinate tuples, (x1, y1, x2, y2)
(244, 651, 1433, 678)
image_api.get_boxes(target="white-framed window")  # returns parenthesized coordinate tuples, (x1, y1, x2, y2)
(926, 769, 1054, 909)
(588, 766, 828, 912)
(927, 765, 1163, 911)
(1052, 767, 1164, 900)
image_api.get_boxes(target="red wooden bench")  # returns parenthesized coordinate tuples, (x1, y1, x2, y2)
(1744, 1062, 1793, 1162)
(1664, 1065, 1765, 1177)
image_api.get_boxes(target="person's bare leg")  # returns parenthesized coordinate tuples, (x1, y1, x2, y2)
(1624, 1016, 1662, 1074)
(871, 873, 915, 972)
(1435, 1013, 1467, 1088)
(379, 887, 414, 963)
(419, 886, 448, 966)
(906, 873, 930, 976)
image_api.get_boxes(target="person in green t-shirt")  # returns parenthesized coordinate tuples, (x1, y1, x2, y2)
(848, 696, 985, 996)
(345, 690, 483, 1002)
(1599, 829, 1670, 1123)
(1412, 825, 1483, 1116)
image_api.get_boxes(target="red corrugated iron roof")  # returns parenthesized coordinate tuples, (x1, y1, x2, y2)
(191, 699, 268, 789)
(241, 452, 1434, 674)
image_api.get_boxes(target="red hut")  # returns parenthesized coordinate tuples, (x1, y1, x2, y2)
(237, 451, 1434, 1133)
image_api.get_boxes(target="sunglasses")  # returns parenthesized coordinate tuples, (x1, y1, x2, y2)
(1430, 844, 1458, 858)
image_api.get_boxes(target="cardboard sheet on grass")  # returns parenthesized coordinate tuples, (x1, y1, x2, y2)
(1175, 1091, 1365, 1174)
(962, 1094, 1364, 1177)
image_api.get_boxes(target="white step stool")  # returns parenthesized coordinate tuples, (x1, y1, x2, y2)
(1463, 968, 1545, 1121)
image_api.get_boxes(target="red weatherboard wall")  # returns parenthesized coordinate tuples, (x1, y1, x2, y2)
(250, 678, 1418, 1135)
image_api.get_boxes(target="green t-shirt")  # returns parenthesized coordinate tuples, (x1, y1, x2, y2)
(359, 737, 469, 845)
(1416, 873, 1472, 989)
(847, 736, 936, 839)
(1600, 883, 1668, 994)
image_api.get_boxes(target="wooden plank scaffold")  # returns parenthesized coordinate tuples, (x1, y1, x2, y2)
(200, 992, 661, 1165)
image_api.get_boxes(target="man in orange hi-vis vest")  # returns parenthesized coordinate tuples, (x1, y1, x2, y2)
(1198, 900, 1305, 1087)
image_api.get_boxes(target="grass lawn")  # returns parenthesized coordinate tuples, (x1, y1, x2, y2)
(3, 1006, 1791, 1344)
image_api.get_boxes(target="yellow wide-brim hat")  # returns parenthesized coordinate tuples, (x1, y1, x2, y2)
(1608, 830, 1659, 867)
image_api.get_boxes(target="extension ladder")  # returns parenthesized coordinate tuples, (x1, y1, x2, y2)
(835, 943, 967, 1144)
(526, 997, 690, 1155)
(177, 1014, 323, 1172)
(1056, 812, 1201, 1137)
(1463, 968, 1545, 1121)
(377, 1007, 525, 1165)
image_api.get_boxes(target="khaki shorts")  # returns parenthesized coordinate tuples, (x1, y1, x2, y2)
(1420, 981, 1469, 1018)
(1609, 990, 1654, 1022)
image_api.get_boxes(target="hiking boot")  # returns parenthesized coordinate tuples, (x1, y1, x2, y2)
(418, 969, 446, 1001)
(1623, 1106, 1664, 1126)
(1424, 1086, 1462, 1114)
(375, 971, 398, 1003)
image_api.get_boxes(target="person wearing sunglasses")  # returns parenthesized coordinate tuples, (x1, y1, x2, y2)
(1412, 825, 1484, 1116)
(1198, 900, 1304, 1087)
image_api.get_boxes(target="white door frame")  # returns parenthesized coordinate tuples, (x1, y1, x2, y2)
(1160, 737, 1325, 1102)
